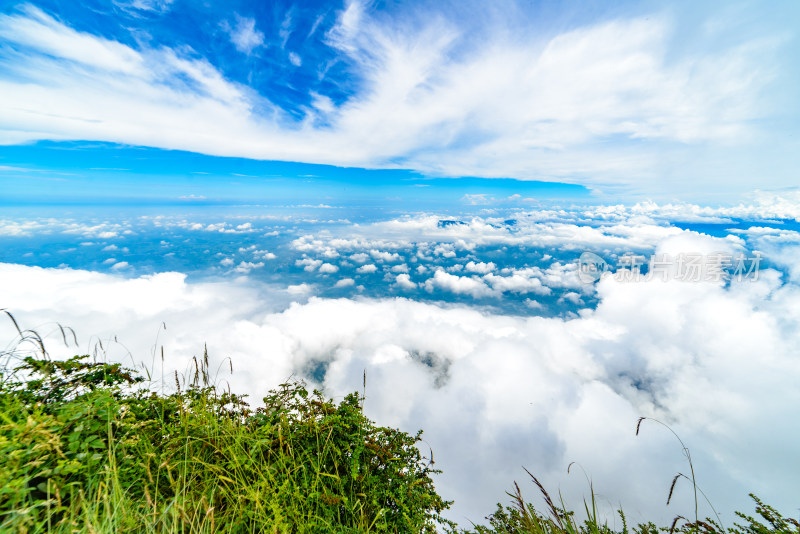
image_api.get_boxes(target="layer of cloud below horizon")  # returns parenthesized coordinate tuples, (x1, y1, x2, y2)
(2, 228, 799, 526)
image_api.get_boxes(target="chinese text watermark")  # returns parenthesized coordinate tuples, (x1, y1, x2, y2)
(577, 251, 762, 284)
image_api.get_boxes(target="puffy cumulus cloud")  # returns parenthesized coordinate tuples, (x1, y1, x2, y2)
(483, 271, 552, 296)
(747, 190, 800, 221)
(0, 217, 135, 240)
(419, 262, 583, 299)
(586, 194, 800, 225)
(240, 247, 278, 261)
(3, 200, 790, 313)
(356, 263, 378, 274)
(423, 269, 493, 298)
(0, 264, 272, 355)
(537, 262, 590, 291)
(394, 273, 416, 290)
(290, 212, 691, 262)
(286, 282, 314, 295)
(557, 291, 583, 305)
(293, 207, 683, 299)
(369, 249, 402, 263)
(279, 200, 795, 297)
(1, 245, 800, 526)
(0, 219, 53, 236)
(296, 257, 323, 271)
(318, 262, 339, 274)
(233, 261, 265, 274)
(732, 229, 800, 283)
(465, 261, 496, 274)
(0, 3, 793, 193)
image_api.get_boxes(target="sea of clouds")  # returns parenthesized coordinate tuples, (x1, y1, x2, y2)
(2, 197, 800, 526)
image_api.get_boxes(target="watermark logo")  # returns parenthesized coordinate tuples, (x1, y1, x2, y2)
(577, 252, 762, 284)
(577, 251, 610, 283)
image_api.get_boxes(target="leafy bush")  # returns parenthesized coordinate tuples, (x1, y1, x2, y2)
(0, 353, 452, 533)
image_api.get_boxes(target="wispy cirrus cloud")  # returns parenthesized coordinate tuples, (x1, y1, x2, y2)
(0, 2, 795, 195)
(113, 0, 174, 15)
(220, 14, 265, 55)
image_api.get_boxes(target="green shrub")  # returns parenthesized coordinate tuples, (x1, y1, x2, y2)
(0, 353, 452, 533)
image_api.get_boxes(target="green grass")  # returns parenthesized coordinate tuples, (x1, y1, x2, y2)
(0, 347, 451, 533)
(1, 313, 798, 533)
(453, 470, 799, 534)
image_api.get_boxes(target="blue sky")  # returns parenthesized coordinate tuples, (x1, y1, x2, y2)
(0, 141, 588, 206)
(1, 0, 799, 200)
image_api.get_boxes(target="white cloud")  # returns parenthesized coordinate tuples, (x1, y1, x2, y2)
(221, 14, 265, 55)
(558, 291, 584, 305)
(286, 282, 314, 295)
(0, 5, 146, 76)
(356, 263, 377, 274)
(0, 4, 791, 192)
(423, 269, 492, 298)
(394, 273, 416, 290)
(370, 249, 402, 262)
(234, 261, 264, 273)
(296, 257, 323, 271)
(115, 0, 174, 13)
(318, 262, 339, 274)
(525, 298, 544, 310)
(465, 261, 496, 274)
(255, 250, 278, 260)
(483, 272, 552, 295)
(2, 257, 799, 527)
(334, 277, 355, 288)
(593, 195, 800, 224)
(0, 219, 52, 236)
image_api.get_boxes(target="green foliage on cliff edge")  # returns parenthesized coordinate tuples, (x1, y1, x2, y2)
(0, 353, 452, 533)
